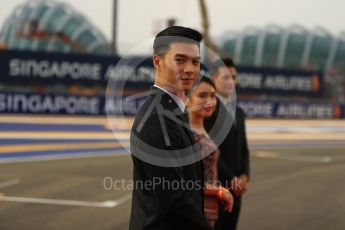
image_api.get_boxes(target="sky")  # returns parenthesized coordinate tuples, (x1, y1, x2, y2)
(1, 0, 345, 54)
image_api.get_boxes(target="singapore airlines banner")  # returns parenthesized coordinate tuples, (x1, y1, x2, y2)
(0, 50, 337, 118)
(0, 92, 147, 116)
(1, 50, 323, 96)
(238, 100, 344, 119)
(0, 49, 153, 83)
(0, 92, 343, 119)
(0, 92, 101, 115)
(236, 66, 323, 97)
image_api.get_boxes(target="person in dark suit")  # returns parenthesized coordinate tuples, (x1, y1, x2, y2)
(205, 58, 250, 230)
(129, 26, 213, 230)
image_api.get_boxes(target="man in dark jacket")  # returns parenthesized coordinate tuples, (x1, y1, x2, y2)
(205, 58, 250, 230)
(129, 26, 213, 230)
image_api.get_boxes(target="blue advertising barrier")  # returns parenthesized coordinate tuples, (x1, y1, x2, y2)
(1, 92, 344, 119)
(0, 49, 154, 84)
(1, 50, 323, 97)
(238, 100, 342, 119)
(0, 92, 102, 115)
(0, 92, 146, 116)
(236, 66, 323, 97)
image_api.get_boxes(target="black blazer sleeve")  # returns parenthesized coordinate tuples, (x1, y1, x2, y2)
(237, 108, 250, 179)
(132, 113, 212, 230)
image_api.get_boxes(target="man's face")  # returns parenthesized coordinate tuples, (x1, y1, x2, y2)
(154, 42, 201, 93)
(213, 66, 237, 97)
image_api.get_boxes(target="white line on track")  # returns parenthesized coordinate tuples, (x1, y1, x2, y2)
(0, 150, 130, 164)
(248, 126, 345, 132)
(0, 134, 128, 140)
(0, 179, 20, 188)
(251, 143, 345, 149)
(0, 193, 132, 208)
(255, 151, 335, 163)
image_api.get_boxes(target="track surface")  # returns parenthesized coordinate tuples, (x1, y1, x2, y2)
(0, 115, 344, 230)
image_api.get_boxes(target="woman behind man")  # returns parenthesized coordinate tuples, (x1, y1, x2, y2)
(186, 76, 233, 227)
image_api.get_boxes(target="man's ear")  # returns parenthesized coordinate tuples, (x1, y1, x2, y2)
(152, 55, 162, 70)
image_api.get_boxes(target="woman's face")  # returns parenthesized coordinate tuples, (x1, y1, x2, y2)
(188, 82, 217, 118)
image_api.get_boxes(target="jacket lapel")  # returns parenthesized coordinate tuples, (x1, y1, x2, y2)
(151, 87, 196, 145)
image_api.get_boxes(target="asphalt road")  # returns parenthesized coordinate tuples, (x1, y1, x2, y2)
(240, 147, 345, 230)
(1, 115, 344, 229)
(0, 153, 132, 230)
(1, 147, 345, 230)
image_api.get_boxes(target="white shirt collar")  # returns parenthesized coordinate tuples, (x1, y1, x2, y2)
(216, 93, 232, 106)
(153, 84, 186, 112)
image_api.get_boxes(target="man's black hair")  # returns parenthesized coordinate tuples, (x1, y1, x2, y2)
(212, 57, 236, 76)
(153, 26, 203, 55)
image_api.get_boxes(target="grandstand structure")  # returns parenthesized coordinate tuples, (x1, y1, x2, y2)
(0, 0, 110, 54)
(217, 25, 345, 75)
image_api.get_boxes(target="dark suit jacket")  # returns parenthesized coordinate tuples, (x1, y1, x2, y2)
(204, 98, 250, 187)
(129, 87, 212, 230)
